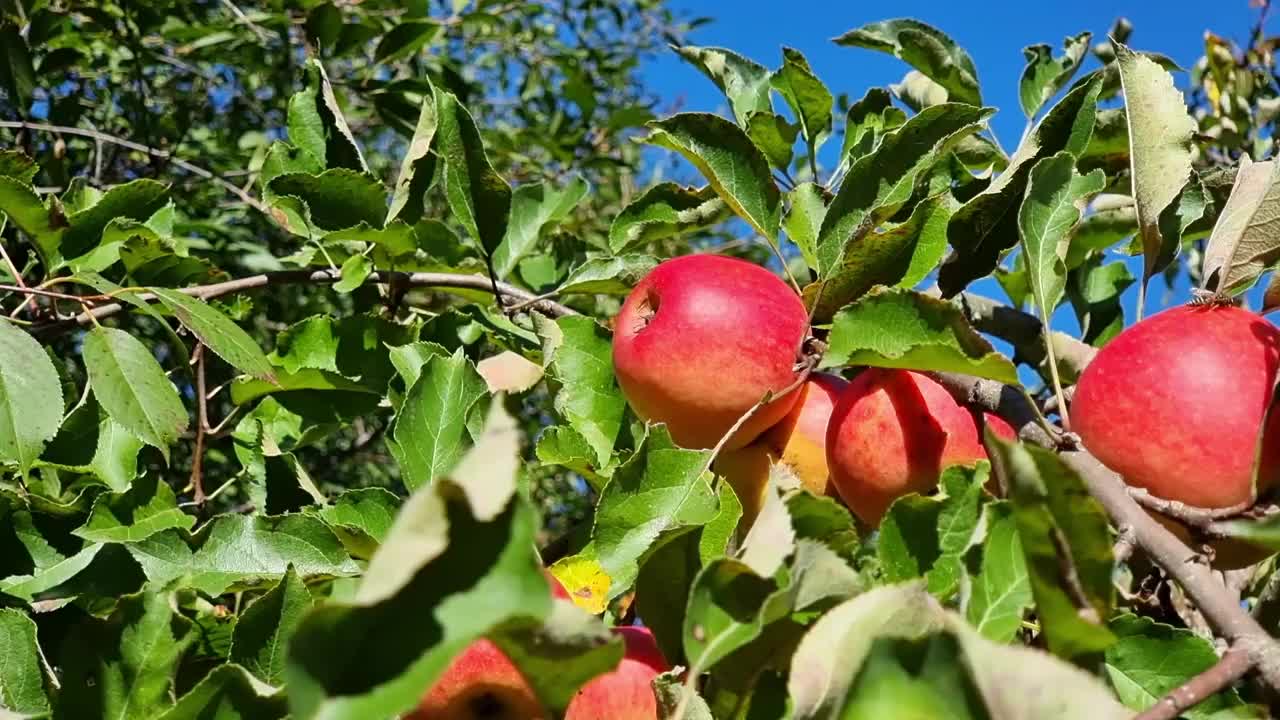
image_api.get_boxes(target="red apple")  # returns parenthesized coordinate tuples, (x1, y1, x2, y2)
(826, 368, 993, 526)
(715, 373, 847, 525)
(612, 254, 809, 450)
(564, 626, 669, 720)
(408, 638, 545, 720)
(1073, 304, 1280, 509)
(407, 570, 572, 719)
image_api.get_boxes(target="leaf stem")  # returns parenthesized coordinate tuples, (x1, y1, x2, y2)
(1041, 322, 1071, 430)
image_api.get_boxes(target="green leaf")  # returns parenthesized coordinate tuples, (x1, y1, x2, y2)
(1105, 615, 1255, 718)
(835, 19, 982, 105)
(878, 466, 983, 600)
(822, 287, 1018, 384)
(151, 288, 276, 382)
(788, 582, 1131, 720)
(283, 459, 548, 718)
(489, 601, 624, 712)
(268, 170, 387, 232)
(156, 664, 286, 720)
(125, 514, 359, 596)
(492, 176, 590, 278)
(373, 20, 441, 63)
(324, 221, 418, 258)
(806, 192, 954, 321)
(746, 111, 800, 170)
(986, 434, 1116, 659)
(1066, 194, 1137, 268)
(333, 253, 372, 293)
(684, 559, 790, 673)
(434, 89, 512, 255)
(1020, 32, 1092, 118)
(386, 92, 438, 225)
(643, 113, 781, 242)
(655, 670, 715, 720)
(1019, 152, 1107, 321)
(815, 102, 992, 275)
(1114, 41, 1197, 287)
(0, 149, 37, 184)
(0, 609, 50, 716)
(61, 179, 171, 260)
(73, 475, 195, 543)
(783, 182, 827, 271)
(0, 22, 36, 108)
(964, 501, 1032, 643)
(0, 318, 63, 476)
(771, 47, 833, 148)
(1067, 255, 1136, 347)
(671, 45, 773, 126)
(289, 59, 367, 172)
(939, 76, 1102, 295)
(556, 254, 658, 296)
(836, 88, 908, 176)
(232, 566, 314, 686)
(788, 582, 945, 719)
(1201, 157, 1280, 294)
(537, 315, 625, 468)
(841, 634, 985, 720)
(608, 183, 729, 254)
(318, 487, 400, 556)
(0, 176, 62, 266)
(83, 327, 189, 462)
(581, 427, 718, 600)
(56, 590, 193, 719)
(392, 348, 488, 491)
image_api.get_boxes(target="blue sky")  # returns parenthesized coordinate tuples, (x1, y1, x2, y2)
(645, 0, 1269, 151)
(637, 0, 1277, 378)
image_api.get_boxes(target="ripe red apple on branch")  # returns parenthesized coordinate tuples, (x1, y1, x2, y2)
(409, 570, 667, 719)
(1074, 304, 1280, 510)
(612, 254, 810, 450)
(825, 368, 1014, 526)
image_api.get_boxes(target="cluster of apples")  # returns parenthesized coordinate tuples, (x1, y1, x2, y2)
(613, 254, 1280, 537)
(612, 254, 1016, 527)
(408, 571, 669, 719)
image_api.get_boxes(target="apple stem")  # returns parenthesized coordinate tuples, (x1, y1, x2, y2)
(1042, 325, 1072, 431)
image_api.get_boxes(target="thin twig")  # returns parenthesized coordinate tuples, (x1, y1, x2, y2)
(0, 120, 272, 216)
(32, 269, 578, 337)
(1134, 645, 1253, 720)
(219, 0, 273, 43)
(1127, 488, 1255, 529)
(190, 345, 209, 506)
(0, 283, 109, 305)
(0, 242, 26, 291)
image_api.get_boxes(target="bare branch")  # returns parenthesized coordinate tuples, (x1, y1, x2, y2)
(32, 269, 578, 338)
(1134, 645, 1253, 720)
(190, 344, 209, 506)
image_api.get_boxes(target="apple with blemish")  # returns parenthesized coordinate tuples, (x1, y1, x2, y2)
(825, 368, 1013, 527)
(612, 254, 810, 450)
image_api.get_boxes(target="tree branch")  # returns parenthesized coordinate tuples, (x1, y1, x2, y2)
(930, 371, 1280, 691)
(956, 291, 1098, 377)
(0, 120, 272, 216)
(1133, 645, 1253, 720)
(31, 269, 577, 338)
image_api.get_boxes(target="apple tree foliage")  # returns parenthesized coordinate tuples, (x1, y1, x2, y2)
(2, 2, 1280, 718)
